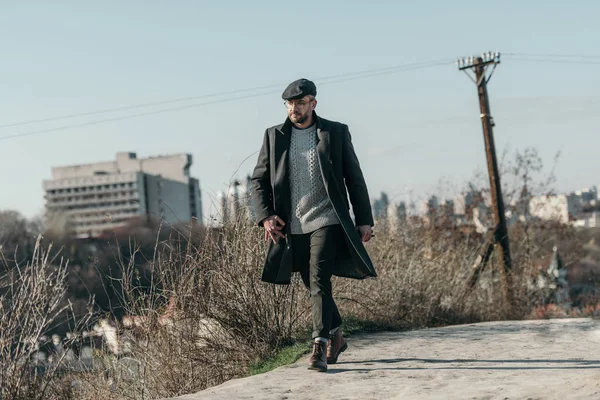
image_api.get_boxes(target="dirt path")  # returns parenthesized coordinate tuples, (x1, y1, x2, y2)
(171, 318, 600, 399)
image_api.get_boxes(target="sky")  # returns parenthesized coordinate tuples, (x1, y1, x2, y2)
(1, 1, 599, 223)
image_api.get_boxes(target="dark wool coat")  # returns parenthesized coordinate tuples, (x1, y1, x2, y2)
(250, 112, 377, 284)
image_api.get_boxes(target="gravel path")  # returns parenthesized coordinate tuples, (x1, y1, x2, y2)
(171, 318, 600, 399)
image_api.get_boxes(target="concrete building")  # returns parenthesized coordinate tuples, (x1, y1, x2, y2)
(215, 176, 254, 226)
(43, 152, 202, 238)
(371, 192, 390, 221)
(573, 212, 600, 228)
(529, 194, 581, 225)
(575, 187, 598, 203)
(383, 201, 407, 233)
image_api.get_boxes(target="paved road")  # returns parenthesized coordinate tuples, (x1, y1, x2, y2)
(171, 318, 600, 400)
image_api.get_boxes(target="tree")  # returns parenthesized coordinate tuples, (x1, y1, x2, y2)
(0, 210, 37, 270)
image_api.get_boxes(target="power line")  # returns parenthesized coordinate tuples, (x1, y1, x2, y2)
(504, 52, 600, 59)
(504, 52, 600, 65)
(504, 56, 600, 65)
(320, 59, 453, 84)
(0, 85, 284, 130)
(0, 58, 454, 142)
(0, 90, 278, 141)
(0, 58, 453, 130)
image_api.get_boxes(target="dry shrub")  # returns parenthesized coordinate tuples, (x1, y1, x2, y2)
(4, 210, 579, 399)
(70, 214, 309, 399)
(68, 214, 571, 399)
(335, 222, 503, 329)
(0, 236, 92, 400)
(334, 218, 575, 329)
(0, 147, 581, 398)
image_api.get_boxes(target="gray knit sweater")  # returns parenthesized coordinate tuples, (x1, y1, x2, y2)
(289, 124, 339, 234)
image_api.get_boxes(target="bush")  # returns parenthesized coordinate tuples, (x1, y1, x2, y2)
(0, 236, 92, 400)
(67, 215, 309, 399)
(1, 212, 587, 399)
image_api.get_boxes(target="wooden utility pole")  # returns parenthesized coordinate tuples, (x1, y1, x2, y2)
(458, 52, 513, 305)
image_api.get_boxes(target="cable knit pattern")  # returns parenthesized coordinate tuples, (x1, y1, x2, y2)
(289, 124, 339, 234)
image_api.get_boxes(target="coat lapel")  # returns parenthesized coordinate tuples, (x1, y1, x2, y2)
(274, 120, 291, 185)
(316, 117, 331, 192)
(273, 119, 292, 225)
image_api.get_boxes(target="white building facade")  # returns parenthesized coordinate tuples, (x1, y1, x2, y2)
(43, 152, 202, 238)
(528, 194, 582, 224)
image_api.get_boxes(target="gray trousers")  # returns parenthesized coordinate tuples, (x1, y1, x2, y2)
(292, 224, 343, 339)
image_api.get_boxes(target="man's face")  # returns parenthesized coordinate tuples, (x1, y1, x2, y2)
(285, 95, 316, 124)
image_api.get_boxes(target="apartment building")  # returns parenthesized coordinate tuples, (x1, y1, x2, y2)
(529, 193, 583, 225)
(43, 152, 202, 238)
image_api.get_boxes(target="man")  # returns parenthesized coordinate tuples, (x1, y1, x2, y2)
(250, 78, 376, 372)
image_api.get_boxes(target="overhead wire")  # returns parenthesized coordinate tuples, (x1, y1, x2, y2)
(0, 84, 284, 129)
(0, 89, 281, 142)
(3, 53, 597, 142)
(0, 58, 454, 142)
(504, 52, 600, 59)
(503, 52, 600, 64)
(504, 57, 600, 65)
(0, 58, 453, 130)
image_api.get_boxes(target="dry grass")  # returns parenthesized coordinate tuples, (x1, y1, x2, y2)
(336, 221, 519, 331)
(0, 236, 93, 400)
(62, 216, 309, 399)
(0, 211, 583, 399)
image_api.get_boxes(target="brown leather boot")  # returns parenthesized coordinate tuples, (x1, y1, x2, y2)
(308, 341, 327, 372)
(327, 329, 348, 364)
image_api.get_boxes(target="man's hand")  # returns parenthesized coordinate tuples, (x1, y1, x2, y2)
(262, 215, 286, 244)
(357, 225, 373, 242)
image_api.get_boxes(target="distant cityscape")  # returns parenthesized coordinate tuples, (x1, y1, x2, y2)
(41, 151, 599, 239)
(370, 184, 600, 232)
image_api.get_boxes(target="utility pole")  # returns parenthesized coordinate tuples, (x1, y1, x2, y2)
(458, 52, 513, 306)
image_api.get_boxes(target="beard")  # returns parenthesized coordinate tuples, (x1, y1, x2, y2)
(290, 111, 308, 124)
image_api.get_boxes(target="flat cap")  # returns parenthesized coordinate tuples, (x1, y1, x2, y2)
(281, 78, 317, 100)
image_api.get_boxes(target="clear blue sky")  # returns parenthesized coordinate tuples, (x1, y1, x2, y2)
(1, 1, 598, 222)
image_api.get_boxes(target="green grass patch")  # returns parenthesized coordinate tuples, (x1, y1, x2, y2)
(247, 316, 398, 376)
(248, 341, 311, 376)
